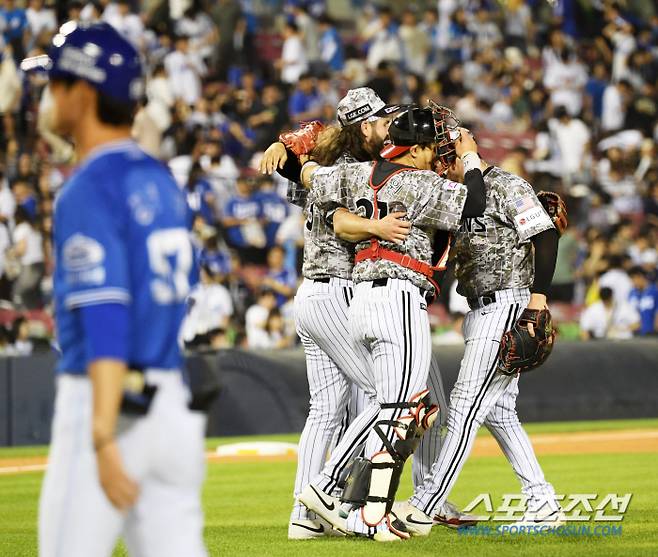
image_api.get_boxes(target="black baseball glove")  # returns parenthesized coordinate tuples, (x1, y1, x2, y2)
(497, 308, 556, 375)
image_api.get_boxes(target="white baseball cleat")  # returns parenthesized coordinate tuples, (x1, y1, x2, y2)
(392, 501, 433, 536)
(433, 500, 479, 529)
(298, 484, 348, 534)
(346, 508, 410, 542)
(515, 509, 566, 528)
(288, 518, 345, 540)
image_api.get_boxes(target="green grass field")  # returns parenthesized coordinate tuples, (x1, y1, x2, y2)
(1, 419, 657, 557)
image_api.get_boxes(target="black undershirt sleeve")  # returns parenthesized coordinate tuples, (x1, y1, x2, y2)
(531, 228, 559, 295)
(461, 168, 487, 218)
(276, 148, 303, 183)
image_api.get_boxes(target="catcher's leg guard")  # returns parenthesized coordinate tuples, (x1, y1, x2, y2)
(341, 390, 439, 527)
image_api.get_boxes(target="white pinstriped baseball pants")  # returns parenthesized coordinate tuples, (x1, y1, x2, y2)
(308, 278, 448, 496)
(291, 278, 377, 521)
(350, 279, 434, 462)
(410, 288, 559, 516)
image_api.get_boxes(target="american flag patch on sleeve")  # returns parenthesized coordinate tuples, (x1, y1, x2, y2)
(514, 195, 536, 213)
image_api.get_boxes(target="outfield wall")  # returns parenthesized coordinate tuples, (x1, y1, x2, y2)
(1, 340, 657, 446)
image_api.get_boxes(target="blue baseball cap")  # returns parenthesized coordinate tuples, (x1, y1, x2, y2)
(21, 21, 144, 104)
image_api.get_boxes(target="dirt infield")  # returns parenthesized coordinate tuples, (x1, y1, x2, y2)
(1, 429, 657, 475)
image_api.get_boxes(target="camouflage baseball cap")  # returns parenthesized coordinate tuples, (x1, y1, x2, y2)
(336, 87, 401, 128)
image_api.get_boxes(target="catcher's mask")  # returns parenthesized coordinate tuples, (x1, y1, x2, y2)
(428, 101, 460, 174)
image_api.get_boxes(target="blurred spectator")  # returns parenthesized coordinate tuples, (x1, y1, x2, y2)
(164, 34, 206, 106)
(200, 141, 239, 208)
(186, 161, 216, 225)
(318, 15, 343, 72)
(223, 176, 266, 257)
(601, 79, 633, 132)
(543, 44, 588, 117)
(248, 83, 288, 152)
(365, 61, 395, 103)
(277, 21, 307, 85)
(262, 245, 296, 308)
(603, 8, 636, 82)
(644, 182, 658, 224)
(104, 0, 144, 48)
(628, 228, 657, 267)
(8, 206, 43, 309)
(398, 9, 429, 76)
(0, 38, 21, 128)
(628, 267, 658, 336)
(245, 288, 278, 348)
(580, 287, 640, 340)
(363, 7, 401, 71)
(2, 0, 28, 63)
(210, 0, 242, 80)
(180, 253, 234, 350)
(504, 0, 532, 52)
(469, 7, 502, 53)
(343, 43, 368, 87)
(264, 307, 295, 349)
(0, 172, 16, 222)
(25, 0, 56, 44)
(596, 147, 642, 215)
(9, 316, 32, 355)
(548, 105, 590, 184)
(255, 178, 289, 248)
(598, 255, 634, 306)
(419, 8, 439, 78)
(289, 2, 319, 72)
(176, 0, 217, 63)
(315, 73, 340, 119)
(287, 72, 320, 121)
(585, 62, 608, 121)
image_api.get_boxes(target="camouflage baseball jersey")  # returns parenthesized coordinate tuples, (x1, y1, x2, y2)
(287, 153, 356, 280)
(452, 166, 555, 299)
(312, 160, 467, 294)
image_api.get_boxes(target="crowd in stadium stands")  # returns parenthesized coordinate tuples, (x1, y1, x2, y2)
(0, 0, 656, 353)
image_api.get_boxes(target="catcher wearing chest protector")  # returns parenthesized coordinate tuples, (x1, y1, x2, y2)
(265, 91, 478, 539)
(294, 106, 488, 541)
(394, 129, 570, 535)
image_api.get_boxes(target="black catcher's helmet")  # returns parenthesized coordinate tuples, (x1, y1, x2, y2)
(380, 102, 460, 171)
(380, 106, 437, 159)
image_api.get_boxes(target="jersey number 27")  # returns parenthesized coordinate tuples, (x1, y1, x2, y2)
(356, 198, 389, 219)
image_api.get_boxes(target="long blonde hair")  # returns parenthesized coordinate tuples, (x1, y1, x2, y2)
(310, 122, 378, 166)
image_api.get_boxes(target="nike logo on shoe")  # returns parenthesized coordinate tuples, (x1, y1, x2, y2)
(311, 485, 335, 511)
(406, 514, 432, 525)
(291, 522, 324, 534)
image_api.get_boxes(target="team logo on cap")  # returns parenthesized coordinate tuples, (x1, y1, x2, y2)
(59, 45, 106, 83)
(344, 104, 372, 122)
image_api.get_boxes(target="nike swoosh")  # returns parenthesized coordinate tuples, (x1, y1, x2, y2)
(407, 513, 432, 525)
(310, 485, 335, 511)
(291, 522, 324, 534)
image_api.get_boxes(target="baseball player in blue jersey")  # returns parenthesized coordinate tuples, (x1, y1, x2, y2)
(25, 22, 207, 557)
